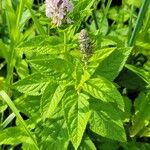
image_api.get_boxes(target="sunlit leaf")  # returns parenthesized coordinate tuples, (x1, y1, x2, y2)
(63, 91, 91, 149)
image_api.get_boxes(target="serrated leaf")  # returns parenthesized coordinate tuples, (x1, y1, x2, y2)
(130, 92, 150, 137)
(13, 73, 51, 95)
(15, 59, 29, 79)
(89, 48, 115, 63)
(93, 47, 132, 81)
(83, 77, 124, 111)
(88, 47, 116, 74)
(17, 35, 63, 56)
(41, 83, 66, 120)
(36, 109, 69, 150)
(63, 91, 91, 150)
(29, 58, 72, 76)
(17, 46, 61, 56)
(89, 100, 126, 142)
(0, 127, 30, 145)
(19, 35, 62, 47)
(15, 95, 40, 117)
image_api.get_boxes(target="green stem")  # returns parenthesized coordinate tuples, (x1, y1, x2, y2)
(64, 31, 67, 54)
(128, 2, 135, 43)
(128, 0, 150, 46)
(92, 10, 99, 30)
(0, 0, 1, 9)
(103, 0, 112, 19)
(6, 46, 16, 89)
(101, 0, 112, 34)
(143, 12, 150, 35)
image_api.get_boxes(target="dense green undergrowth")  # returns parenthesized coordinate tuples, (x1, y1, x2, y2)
(0, 0, 150, 149)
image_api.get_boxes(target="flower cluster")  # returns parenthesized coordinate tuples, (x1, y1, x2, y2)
(79, 29, 92, 59)
(45, 0, 73, 27)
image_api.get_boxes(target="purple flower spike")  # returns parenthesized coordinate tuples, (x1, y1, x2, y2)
(46, 0, 73, 27)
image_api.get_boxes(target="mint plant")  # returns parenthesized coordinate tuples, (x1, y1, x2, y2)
(0, 0, 150, 150)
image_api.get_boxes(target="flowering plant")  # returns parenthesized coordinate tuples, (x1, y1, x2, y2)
(0, 0, 150, 150)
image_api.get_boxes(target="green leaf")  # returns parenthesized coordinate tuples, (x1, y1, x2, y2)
(93, 47, 132, 81)
(5, 1, 19, 42)
(125, 64, 150, 85)
(88, 47, 115, 74)
(36, 116, 69, 150)
(41, 83, 66, 120)
(140, 126, 150, 137)
(72, 0, 95, 22)
(18, 46, 61, 56)
(130, 92, 150, 137)
(83, 77, 124, 111)
(0, 127, 29, 145)
(19, 35, 62, 47)
(29, 58, 72, 76)
(15, 95, 40, 118)
(123, 0, 141, 7)
(13, 73, 51, 95)
(89, 100, 126, 142)
(15, 59, 29, 79)
(16, 0, 25, 29)
(0, 40, 9, 61)
(17, 35, 63, 56)
(63, 91, 91, 150)
(79, 136, 96, 150)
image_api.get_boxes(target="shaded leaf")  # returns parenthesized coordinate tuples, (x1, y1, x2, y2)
(83, 77, 124, 111)
(36, 112, 69, 150)
(79, 135, 96, 150)
(126, 64, 150, 85)
(0, 127, 30, 145)
(130, 92, 150, 137)
(89, 100, 126, 142)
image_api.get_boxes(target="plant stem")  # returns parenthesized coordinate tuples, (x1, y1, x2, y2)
(128, 0, 150, 46)
(128, 2, 135, 43)
(92, 10, 99, 30)
(64, 31, 67, 54)
(103, 0, 112, 19)
(143, 11, 150, 35)
(6, 45, 16, 89)
(0, 0, 2, 22)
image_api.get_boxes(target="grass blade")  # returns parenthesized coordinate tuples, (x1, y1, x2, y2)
(0, 90, 39, 150)
(128, 0, 150, 46)
(1, 113, 15, 129)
